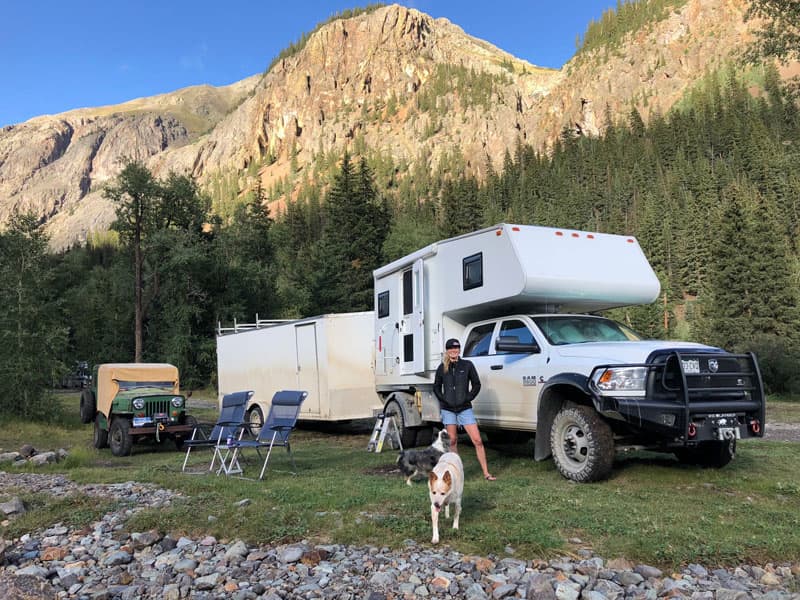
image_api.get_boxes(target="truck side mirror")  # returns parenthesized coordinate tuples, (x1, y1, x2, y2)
(495, 336, 539, 354)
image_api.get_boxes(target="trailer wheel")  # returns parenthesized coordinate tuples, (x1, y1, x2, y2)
(550, 405, 614, 482)
(384, 399, 417, 448)
(92, 414, 108, 449)
(109, 417, 133, 457)
(80, 389, 96, 424)
(674, 440, 736, 468)
(247, 406, 264, 438)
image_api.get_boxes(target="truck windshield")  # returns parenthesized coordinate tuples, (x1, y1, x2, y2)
(533, 316, 643, 345)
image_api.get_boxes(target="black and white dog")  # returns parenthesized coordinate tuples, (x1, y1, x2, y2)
(397, 429, 450, 486)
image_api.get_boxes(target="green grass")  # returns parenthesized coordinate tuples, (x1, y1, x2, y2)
(2, 394, 800, 569)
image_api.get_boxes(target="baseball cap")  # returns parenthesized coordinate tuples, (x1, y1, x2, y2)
(445, 338, 461, 349)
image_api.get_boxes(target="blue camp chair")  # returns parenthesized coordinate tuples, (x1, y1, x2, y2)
(220, 390, 307, 479)
(181, 390, 252, 472)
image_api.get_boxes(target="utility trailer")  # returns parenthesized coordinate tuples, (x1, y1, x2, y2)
(372, 223, 764, 481)
(216, 312, 381, 432)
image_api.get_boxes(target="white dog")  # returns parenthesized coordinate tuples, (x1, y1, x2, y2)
(428, 452, 464, 544)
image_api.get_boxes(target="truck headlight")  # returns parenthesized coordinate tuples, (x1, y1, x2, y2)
(171, 396, 184, 408)
(133, 398, 144, 410)
(592, 367, 647, 394)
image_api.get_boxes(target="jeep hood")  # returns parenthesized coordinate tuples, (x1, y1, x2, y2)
(553, 340, 722, 364)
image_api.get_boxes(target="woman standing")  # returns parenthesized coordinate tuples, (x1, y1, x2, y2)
(433, 338, 496, 481)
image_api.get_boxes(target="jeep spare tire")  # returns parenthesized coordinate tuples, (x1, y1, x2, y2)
(79, 389, 96, 424)
(550, 405, 614, 482)
(109, 417, 133, 457)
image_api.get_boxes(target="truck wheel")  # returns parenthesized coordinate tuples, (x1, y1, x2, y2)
(247, 406, 264, 438)
(79, 389, 96, 424)
(384, 399, 417, 448)
(550, 405, 614, 482)
(675, 440, 736, 468)
(109, 417, 133, 457)
(93, 414, 108, 449)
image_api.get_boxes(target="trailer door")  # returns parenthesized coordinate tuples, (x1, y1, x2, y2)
(400, 258, 425, 374)
(295, 323, 320, 415)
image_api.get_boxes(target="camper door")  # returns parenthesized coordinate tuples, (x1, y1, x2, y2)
(400, 258, 425, 374)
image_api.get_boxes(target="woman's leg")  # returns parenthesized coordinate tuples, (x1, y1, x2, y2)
(446, 424, 459, 452)
(463, 423, 493, 479)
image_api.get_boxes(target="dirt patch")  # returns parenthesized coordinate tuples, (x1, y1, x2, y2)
(763, 423, 800, 442)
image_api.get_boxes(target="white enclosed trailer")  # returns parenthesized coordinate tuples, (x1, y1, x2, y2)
(216, 312, 381, 429)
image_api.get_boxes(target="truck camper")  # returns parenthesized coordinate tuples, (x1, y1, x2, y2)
(372, 224, 765, 482)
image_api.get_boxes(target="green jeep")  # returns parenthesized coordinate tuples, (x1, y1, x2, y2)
(80, 363, 195, 456)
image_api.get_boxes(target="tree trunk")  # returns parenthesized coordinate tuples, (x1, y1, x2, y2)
(134, 229, 143, 363)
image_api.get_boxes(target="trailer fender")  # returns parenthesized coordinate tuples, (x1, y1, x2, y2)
(383, 391, 423, 428)
(534, 373, 593, 461)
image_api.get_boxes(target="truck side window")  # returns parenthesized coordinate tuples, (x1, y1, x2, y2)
(497, 320, 535, 354)
(463, 252, 483, 290)
(377, 291, 389, 318)
(464, 323, 495, 357)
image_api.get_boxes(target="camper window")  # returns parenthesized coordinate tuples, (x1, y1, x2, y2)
(464, 322, 495, 357)
(377, 291, 389, 318)
(403, 270, 413, 315)
(463, 253, 483, 291)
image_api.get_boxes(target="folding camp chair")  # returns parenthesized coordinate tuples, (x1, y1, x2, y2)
(221, 390, 307, 479)
(181, 390, 252, 472)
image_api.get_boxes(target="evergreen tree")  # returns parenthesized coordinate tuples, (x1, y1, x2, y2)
(311, 154, 390, 312)
(0, 215, 67, 418)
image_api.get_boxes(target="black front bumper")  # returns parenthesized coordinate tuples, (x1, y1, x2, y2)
(591, 351, 765, 446)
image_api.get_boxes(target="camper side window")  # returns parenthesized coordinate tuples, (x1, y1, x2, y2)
(464, 323, 495, 357)
(463, 253, 483, 290)
(377, 291, 389, 318)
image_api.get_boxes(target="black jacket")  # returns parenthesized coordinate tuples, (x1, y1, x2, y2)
(433, 358, 481, 413)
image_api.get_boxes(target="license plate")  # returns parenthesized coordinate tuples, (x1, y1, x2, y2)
(681, 359, 700, 374)
(133, 417, 152, 427)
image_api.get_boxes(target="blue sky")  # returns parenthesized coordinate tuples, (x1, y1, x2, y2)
(1, 1, 616, 127)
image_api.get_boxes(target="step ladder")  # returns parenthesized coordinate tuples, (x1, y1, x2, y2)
(367, 413, 403, 453)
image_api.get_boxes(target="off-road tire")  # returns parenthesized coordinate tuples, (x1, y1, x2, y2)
(79, 389, 96, 424)
(109, 417, 133, 457)
(384, 399, 417, 449)
(674, 439, 736, 468)
(550, 405, 614, 482)
(247, 406, 264, 438)
(93, 414, 108, 449)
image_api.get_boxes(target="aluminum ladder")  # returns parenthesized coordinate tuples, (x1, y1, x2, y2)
(366, 413, 403, 452)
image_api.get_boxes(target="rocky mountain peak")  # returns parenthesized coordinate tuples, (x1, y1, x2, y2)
(0, 0, 773, 249)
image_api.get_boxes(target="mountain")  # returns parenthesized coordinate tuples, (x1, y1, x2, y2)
(0, 0, 765, 249)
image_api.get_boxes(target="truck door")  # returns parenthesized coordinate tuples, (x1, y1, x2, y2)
(487, 318, 543, 427)
(295, 323, 320, 415)
(399, 258, 425, 375)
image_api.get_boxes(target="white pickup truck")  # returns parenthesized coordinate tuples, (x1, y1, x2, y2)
(373, 224, 765, 482)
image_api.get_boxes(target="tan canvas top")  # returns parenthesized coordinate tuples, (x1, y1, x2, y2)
(97, 363, 180, 416)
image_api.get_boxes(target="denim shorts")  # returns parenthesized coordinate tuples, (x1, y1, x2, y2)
(440, 407, 477, 427)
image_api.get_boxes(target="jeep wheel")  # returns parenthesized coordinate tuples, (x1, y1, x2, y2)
(550, 405, 614, 482)
(93, 414, 108, 449)
(79, 389, 96, 424)
(385, 399, 417, 449)
(109, 417, 133, 457)
(675, 439, 736, 468)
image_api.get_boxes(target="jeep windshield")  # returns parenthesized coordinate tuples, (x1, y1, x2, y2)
(116, 380, 176, 393)
(533, 315, 643, 345)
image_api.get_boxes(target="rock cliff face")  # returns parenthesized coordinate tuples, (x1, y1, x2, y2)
(0, 0, 763, 249)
